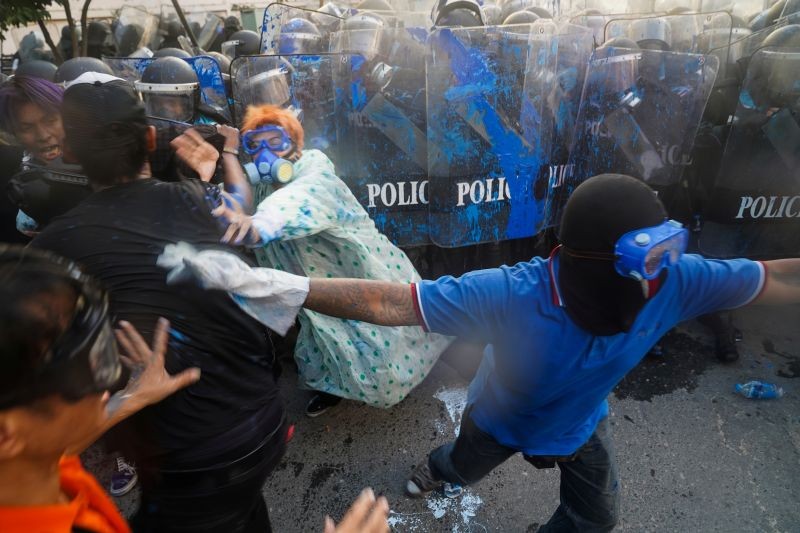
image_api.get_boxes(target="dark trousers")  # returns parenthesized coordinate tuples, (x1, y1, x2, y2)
(130, 421, 288, 533)
(429, 411, 619, 532)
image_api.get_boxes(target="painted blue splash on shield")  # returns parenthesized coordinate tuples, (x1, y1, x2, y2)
(426, 27, 543, 247)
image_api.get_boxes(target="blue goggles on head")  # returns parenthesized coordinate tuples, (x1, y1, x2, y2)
(241, 125, 293, 155)
(614, 220, 688, 280)
(564, 219, 689, 281)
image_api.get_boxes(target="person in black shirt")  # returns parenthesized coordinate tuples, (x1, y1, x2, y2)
(32, 73, 285, 533)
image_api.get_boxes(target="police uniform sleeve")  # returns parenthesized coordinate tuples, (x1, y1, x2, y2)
(413, 268, 511, 341)
(676, 254, 766, 321)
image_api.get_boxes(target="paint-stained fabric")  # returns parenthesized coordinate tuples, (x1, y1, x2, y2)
(251, 149, 451, 407)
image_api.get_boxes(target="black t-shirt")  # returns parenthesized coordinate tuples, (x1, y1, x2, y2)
(33, 178, 283, 465)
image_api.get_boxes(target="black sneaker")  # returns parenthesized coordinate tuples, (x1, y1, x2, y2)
(406, 460, 441, 498)
(305, 393, 342, 418)
(109, 456, 137, 497)
(715, 335, 740, 363)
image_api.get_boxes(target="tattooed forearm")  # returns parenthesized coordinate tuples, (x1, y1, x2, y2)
(305, 279, 419, 326)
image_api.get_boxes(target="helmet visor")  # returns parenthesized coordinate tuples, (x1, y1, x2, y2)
(143, 93, 195, 122)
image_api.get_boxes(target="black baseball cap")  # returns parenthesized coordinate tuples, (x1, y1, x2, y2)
(61, 72, 147, 152)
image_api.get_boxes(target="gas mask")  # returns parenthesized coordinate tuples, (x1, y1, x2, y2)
(241, 125, 295, 185)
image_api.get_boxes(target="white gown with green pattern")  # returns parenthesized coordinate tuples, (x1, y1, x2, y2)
(251, 149, 450, 407)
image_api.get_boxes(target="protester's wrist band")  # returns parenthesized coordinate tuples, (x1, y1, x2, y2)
(222, 147, 239, 156)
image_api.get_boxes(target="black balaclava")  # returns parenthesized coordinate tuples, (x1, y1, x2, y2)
(558, 174, 667, 336)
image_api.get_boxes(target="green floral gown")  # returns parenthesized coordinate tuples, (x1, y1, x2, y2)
(251, 149, 451, 407)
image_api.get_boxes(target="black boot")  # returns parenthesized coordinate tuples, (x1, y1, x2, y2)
(698, 312, 739, 363)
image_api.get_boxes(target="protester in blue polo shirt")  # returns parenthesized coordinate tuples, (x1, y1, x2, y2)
(208, 173, 799, 531)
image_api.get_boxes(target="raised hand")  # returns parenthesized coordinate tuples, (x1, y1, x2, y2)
(171, 128, 220, 182)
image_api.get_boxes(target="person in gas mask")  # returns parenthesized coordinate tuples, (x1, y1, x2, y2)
(216, 173, 800, 530)
(0, 245, 200, 533)
(215, 104, 451, 417)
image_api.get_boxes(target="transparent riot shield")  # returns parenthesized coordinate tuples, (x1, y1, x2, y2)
(545, 47, 719, 227)
(103, 56, 231, 123)
(699, 49, 800, 258)
(699, 0, 767, 19)
(330, 26, 432, 246)
(114, 6, 160, 56)
(230, 54, 340, 154)
(426, 24, 543, 247)
(603, 12, 733, 53)
(191, 13, 225, 51)
(569, 11, 651, 45)
(523, 22, 594, 227)
(781, 0, 800, 22)
(261, 3, 345, 55)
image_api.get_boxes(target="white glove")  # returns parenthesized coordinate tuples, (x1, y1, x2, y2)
(158, 242, 309, 335)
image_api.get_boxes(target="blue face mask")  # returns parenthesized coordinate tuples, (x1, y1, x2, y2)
(241, 125, 295, 185)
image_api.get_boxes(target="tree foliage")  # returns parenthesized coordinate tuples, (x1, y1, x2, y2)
(0, 0, 56, 37)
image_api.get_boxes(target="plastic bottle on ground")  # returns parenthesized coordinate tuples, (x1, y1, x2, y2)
(734, 380, 784, 399)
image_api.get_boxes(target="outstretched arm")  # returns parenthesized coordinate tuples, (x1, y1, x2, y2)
(305, 279, 419, 326)
(753, 259, 800, 306)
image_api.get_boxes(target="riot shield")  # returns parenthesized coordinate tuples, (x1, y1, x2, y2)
(261, 3, 344, 55)
(699, 0, 767, 20)
(603, 12, 733, 53)
(190, 13, 225, 51)
(330, 26, 432, 246)
(230, 54, 340, 154)
(114, 6, 160, 56)
(426, 24, 542, 247)
(545, 47, 719, 227)
(699, 49, 800, 258)
(523, 22, 594, 227)
(569, 11, 652, 45)
(103, 56, 232, 123)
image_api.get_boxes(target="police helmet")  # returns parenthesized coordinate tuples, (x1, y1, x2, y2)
(53, 57, 114, 84)
(242, 68, 291, 108)
(762, 23, 800, 48)
(356, 0, 394, 11)
(135, 57, 199, 123)
(331, 13, 388, 59)
(600, 37, 641, 50)
(629, 17, 672, 51)
(433, 0, 485, 27)
(225, 30, 261, 57)
(503, 10, 539, 25)
(526, 6, 552, 18)
(481, 4, 504, 25)
(279, 18, 323, 54)
(15, 60, 58, 82)
(153, 47, 192, 59)
(498, 0, 537, 23)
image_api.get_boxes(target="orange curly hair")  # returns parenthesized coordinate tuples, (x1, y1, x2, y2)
(241, 104, 305, 152)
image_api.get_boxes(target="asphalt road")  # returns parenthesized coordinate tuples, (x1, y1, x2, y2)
(89, 304, 800, 532)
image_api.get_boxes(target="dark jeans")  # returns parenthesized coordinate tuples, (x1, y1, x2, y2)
(429, 411, 619, 532)
(130, 420, 288, 533)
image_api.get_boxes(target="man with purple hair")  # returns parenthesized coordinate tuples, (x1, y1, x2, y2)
(0, 75, 66, 240)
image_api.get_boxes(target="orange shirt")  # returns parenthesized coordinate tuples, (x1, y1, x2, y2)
(0, 456, 130, 533)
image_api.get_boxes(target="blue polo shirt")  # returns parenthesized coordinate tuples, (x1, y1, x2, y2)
(413, 253, 765, 455)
